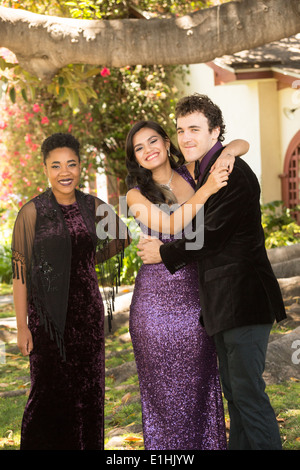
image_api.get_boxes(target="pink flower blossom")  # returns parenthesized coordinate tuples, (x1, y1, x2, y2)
(41, 116, 49, 125)
(24, 112, 34, 124)
(100, 67, 111, 77)
(58, 120, 63, 125)
(25, 134, 32, 145)
(0, 121, 7, 129)
(22, 176, 31, 186)
(33, 103, 41, 113)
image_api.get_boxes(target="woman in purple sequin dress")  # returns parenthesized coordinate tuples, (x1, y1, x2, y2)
(12, 133, 128, 450)
(126, 121, 248, 450)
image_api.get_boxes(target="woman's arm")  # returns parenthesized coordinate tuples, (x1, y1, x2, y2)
(13, 273, 33, 356)
(212, 139, 250, 173)
(126, 167, 229, 235)
(11, 202, 36, 356)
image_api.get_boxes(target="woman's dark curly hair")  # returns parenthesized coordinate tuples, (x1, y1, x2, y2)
(125, 120, 185, 205)
(175, 94, 226, 142)
(41, 133, 81, 163)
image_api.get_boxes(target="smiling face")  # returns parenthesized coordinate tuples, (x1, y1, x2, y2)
(132, 127, 170, 170)
(176, 112, 220, 163)
(44, 147, 81, 203)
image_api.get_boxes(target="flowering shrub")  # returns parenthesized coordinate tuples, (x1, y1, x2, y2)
(0, 0, 188, 247)
(0, 54, 185, 221)
(0, 99, 64, 205)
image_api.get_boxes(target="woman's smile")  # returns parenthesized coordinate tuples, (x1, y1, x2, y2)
(145, 151, 159, 162)
(58, 177, 74, 186)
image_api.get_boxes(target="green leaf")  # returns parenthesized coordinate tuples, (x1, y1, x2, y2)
(21, 89, 28, 102)
(9, 87, 16, 103)
(77, 87, 88, 104)
(59, 87, 66, 98)
(82, 68, 103, 79)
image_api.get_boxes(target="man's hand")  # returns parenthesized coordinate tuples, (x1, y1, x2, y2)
(137, 235, 163, 264)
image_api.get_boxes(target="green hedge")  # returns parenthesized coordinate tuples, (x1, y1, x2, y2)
(261, 201, 300, 249)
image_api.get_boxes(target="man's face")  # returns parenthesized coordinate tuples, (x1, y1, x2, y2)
(176, 111, 220, 162)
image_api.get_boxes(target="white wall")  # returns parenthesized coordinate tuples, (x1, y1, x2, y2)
(278, 84, 300, 162)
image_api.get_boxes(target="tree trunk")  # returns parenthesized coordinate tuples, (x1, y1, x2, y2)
(0, 0, 299, 81)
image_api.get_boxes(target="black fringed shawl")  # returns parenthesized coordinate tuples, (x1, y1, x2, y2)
(12, 188, 129, 359)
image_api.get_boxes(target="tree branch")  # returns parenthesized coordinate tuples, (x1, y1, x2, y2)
(0, 0, 299, 81)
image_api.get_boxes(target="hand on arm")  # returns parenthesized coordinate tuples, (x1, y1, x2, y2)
(211, 139, 250, 173)
(160, 164, 249, 273)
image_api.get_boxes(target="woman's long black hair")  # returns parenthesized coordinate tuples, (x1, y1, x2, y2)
(125, 120, 185, 205)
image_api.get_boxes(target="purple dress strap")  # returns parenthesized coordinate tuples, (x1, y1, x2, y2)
(174, 164, 196, 190)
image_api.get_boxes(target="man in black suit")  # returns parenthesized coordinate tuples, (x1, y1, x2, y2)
(137, 94, 286, 450)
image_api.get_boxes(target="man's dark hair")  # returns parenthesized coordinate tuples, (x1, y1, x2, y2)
(175, 94, 226, 142)
(41, 133, 81, 163)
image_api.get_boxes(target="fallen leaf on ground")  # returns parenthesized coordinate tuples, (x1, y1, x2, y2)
(121, 392, 131, 404)
(123, 436, 143, 442)
(0, 439, 15, 447)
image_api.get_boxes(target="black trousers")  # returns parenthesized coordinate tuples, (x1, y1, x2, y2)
(214, 323, 282, 450)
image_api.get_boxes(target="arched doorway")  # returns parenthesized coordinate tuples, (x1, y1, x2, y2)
(281, 130, 300, 224)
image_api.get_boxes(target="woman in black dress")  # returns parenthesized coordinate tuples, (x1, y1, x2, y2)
(12, 133, 129, 450)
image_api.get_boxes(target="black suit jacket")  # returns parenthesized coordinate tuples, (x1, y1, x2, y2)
(160, 149, 286, 336)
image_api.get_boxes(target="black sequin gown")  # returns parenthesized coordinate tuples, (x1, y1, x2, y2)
(20, 202, 105, 450)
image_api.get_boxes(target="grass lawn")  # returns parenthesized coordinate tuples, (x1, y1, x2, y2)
(0, 325, 299, 450)
(0, 283, 299, 450)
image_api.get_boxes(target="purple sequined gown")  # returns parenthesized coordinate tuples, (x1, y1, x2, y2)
(129, 166, 227, 450)
(21, 202, 105, 450)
